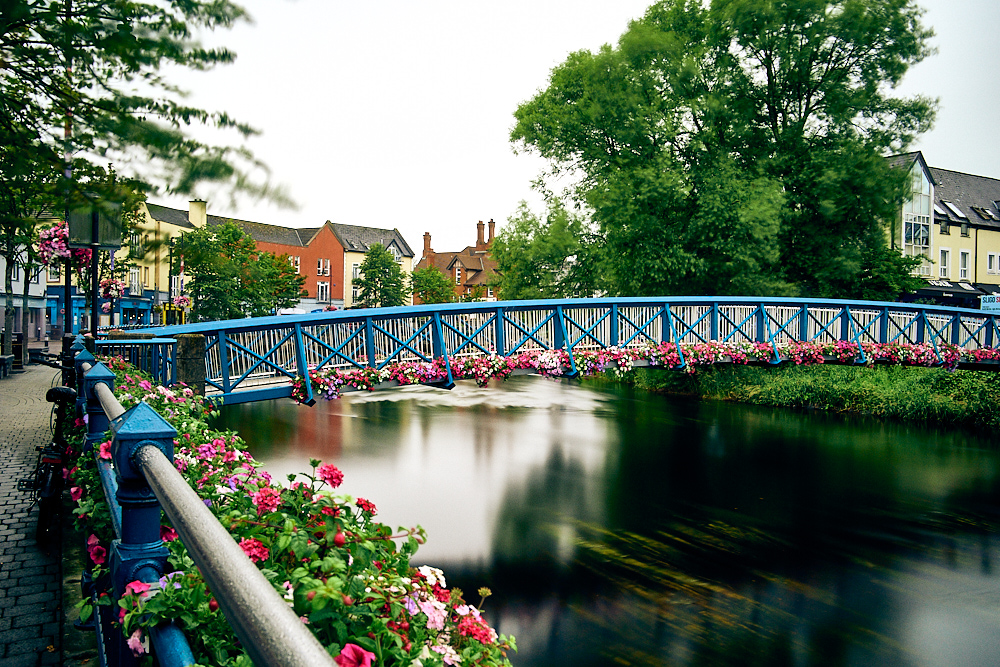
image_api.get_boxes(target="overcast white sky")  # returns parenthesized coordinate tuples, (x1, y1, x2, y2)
(151, 0, 1000, 253)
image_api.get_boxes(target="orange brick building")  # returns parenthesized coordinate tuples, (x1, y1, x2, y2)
(414, 220, 500, 303)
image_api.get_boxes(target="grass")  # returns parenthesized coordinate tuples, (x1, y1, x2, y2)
(600, 363, 1000, 432)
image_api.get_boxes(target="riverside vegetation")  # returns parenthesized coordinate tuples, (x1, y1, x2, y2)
(608, 364, 1000, 432)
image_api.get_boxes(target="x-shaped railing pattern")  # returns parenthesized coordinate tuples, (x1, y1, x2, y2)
(145, 297, 999, 404)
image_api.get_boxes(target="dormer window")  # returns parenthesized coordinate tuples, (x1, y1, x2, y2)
(455, 265, 462, 285)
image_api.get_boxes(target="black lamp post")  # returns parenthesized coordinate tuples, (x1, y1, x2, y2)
(68, 197, 122, 337)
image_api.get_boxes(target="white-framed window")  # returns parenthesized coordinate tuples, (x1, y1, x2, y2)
(31, 267, 40, 284)
(487, 287, 494, 299)
(129, 232, 143, 258)
(129, 265, 141, 293)
(170, 275, 181, 299)
(289, 255, 300, 273)
(317, 259, 323, 276)
(352, 263, 360, 280)
(47, 264, 60, 282)
(960, 251, 970, 280)
(939, 248, 950, 278)
(903, 164, 932, 275)
(988, 253, 999, 275)
(388, 245, 402, 263)
(143, 266, 149, 288)
(317, 281, 330, 302)
(324, 259, 331, 276)
(455, 265, 462, 285)
(10, 264, 19, 281)
(351, 286, 359, 302)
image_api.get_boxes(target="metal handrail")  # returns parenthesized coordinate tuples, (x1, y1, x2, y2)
(85, 362, 336, 666)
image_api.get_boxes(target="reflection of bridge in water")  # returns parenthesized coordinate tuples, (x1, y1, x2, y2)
(141, 297, 1000, 405)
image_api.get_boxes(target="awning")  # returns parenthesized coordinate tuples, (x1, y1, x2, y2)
(974, 283, 1000, 297)
(913, 280, 985, 298)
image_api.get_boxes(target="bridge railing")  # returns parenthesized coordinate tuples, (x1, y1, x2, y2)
(137, 297, 1000, 404)
(77, 346, 336, 667)
(94, 337, 177, 386)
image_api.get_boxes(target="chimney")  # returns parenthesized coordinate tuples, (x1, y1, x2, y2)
(423, 232, 434, 262)
(476, 220, 485, 250)
(189, 199, 207, 228)
(487, 219, 495, 247)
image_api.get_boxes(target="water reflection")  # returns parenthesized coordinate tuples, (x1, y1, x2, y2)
(215, 377, 1000, 666)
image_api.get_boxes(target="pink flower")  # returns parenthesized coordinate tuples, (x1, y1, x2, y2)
(252, 487, 282, 516)
(98, 441, 112, 460)
(356, 498, 376, 514)
(334, 643, 375, 667)
(317, 463, 344, 488)
(239, 537, 269, 563)
(127, 628, 146, 656)
(70, 487, 83, 501)
(89, 545, 106, 565)
(124, 580, 151, 596)
(160, 525, 179, 542)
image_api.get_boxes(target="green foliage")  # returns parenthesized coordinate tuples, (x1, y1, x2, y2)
(616, 365, 1000, 431)
(411, 266, 456, 304)
(0, 0, 282, 201)
(512, 0, 936, 299)
(355, 243, 409, 308)
(491, 200, 597, 300)
(183, 221, 306, 321)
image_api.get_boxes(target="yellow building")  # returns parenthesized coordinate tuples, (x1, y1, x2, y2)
(891, 152, 1000, 307)
(329, 223, 415, 308)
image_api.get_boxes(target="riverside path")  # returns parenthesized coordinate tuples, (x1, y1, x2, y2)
(0, 363, 63, 666)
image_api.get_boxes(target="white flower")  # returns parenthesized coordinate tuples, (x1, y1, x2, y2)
(417, 565, 446, 588)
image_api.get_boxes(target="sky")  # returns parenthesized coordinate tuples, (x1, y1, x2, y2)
(151, 0, 1000, 254)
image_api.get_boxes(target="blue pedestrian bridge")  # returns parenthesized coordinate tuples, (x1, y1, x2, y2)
(137, 297, 1000, 405)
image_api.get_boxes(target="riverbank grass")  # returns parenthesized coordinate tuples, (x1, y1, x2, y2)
(612, 365, 1000, 431)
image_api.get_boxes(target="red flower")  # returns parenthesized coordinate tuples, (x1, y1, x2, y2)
(356, 498, 376, 514)
(239, 537, 269, 563)
(317, 463, 344, 488)
(334, 643, 375, 667)
(160, 525, 179, 542)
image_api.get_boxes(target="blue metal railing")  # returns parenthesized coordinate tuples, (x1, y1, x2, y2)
(94, 338, 177, 385)
(135, 297, 1000, 404)
(75, 339, 337, 667)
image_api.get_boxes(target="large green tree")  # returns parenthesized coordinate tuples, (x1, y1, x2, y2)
(354, 243, 409, 309)
(512, 0, 933, 299)
(183, 221, 306, 321)
(491, 200, 598, 300)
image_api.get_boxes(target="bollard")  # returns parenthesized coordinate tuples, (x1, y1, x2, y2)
(83, 363, 116, 454)
(109, 402, 175, 667)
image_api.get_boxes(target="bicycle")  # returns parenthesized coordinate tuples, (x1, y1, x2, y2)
(19, 384, 77, 545)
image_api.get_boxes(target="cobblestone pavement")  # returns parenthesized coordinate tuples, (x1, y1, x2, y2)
(0, 364, 64, 666)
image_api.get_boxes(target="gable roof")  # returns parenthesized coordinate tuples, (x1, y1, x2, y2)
(145, 203, 329, 248)
(329, 223, 415, 257)
(928, 167, 1000, 231)
(145, 203, 195, 230)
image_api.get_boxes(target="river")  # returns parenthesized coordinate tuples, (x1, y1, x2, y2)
(215, 375, 1000, 667)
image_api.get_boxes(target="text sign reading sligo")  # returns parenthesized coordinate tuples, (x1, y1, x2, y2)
(982, 294, 1000, 313)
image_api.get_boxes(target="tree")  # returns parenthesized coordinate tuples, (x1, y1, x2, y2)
(183, 221, 306, 321)
(511, 0, 935, 299)
(0, 1, 278, 201)
(354, 244, 409, 309)
(491, 200, 598, 300)
(411, 266, 456, 305)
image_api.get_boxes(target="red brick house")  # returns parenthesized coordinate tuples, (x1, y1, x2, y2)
(414, 220, 500, 303)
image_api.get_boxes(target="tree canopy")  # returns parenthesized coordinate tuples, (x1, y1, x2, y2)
(0, 0, 274, 199)
(511, 0, 933, 299)
(491, 200, 597, 300)
(354, 244, 409, 309)
(182, 222, 306, 321)
(411, 266, 456, 305)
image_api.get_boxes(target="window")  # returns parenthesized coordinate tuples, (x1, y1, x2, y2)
(143, 266, 149, 287)
(129, 266, 141, 293)
(939, 249, 950, 278)
(388, 245, 402, 263)
(939, 220, 949, 234)
(455, 265, 462, 285)
(961, 222, 970, 237)
(960, 251, 970, 280)
(487, 287, 494, 299)
(317, 259, 324, 276)
(324, 259, 331, 276)
(10, 265, 18, 281)
(170, 275, 181, 299)
(351, 286, 359, 302)
(31, 268, 40, 284)
(352, 263, 360, 280)
(317, 281, 330, 302)
(47, 264, 60, 282)
(129, 232, 143, 258)
(289, 255, 301, 273)
(903, 164, 932, 275)
(989, 253, 999, 275)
